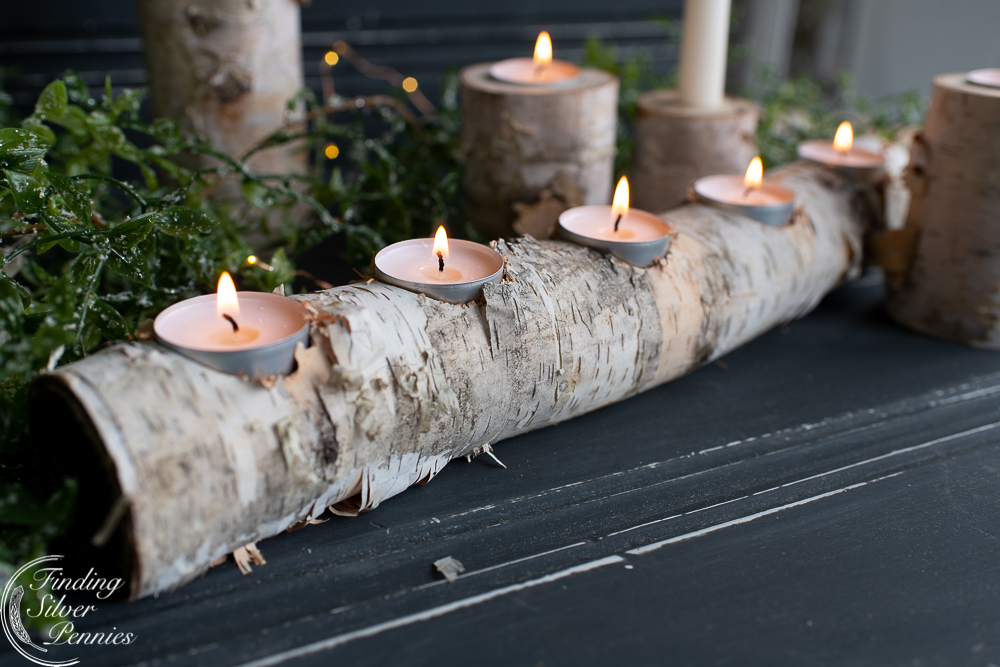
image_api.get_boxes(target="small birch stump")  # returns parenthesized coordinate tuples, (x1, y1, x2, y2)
(32, 163, 870, 599)
(630, 91, 759, 214)
(460, 63, 619, 239)
(885, 73, 1000, 347)
(135, 0, 306, 176)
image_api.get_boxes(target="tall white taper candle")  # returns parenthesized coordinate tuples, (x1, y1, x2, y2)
(677, 0, 732, 109)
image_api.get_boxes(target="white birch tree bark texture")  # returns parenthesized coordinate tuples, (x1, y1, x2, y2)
(630, 91, 760, 214)
(460, 64, 619, 240)
(885, 73, 1000, 347)
(135, 0, 306, 177)
(32, 162, 871, 599)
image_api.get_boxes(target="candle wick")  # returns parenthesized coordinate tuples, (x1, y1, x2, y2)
(742, 187, 754, 199)
(614, 213, 623, 233)
(222, 313, 240, 332)
(437, 251, 444, 272)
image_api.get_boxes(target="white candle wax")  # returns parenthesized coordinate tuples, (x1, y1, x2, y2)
(694, 174, 794, 206)
(558, 205, 674, 267)
(488, 58, 581, 85)
(968, 68, 1000, 89)
(797, 140, 885, 169)
(376, 238, 502, 285)
(677, 0, 732, 109)
(559, 206, 671, 242)
(154, 292, 309, 352)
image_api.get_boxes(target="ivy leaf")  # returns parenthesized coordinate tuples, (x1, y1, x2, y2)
(108, 244, 150, 286)
(31, 80, 68, 121)
(0, 129, 48, 174)
(3, 169, 46, 215)
(62, 70, 91, 105)
(46, 172, 91, 225)
(153, 206, 214, 237)
(89, 298, 129, 340)
(107, 213, 154, 248)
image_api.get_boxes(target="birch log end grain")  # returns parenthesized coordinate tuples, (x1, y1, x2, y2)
(460, 63, 619, 239)
(32, 162, 870, 599)
(135, 0, 306, 176)
(630, 90, 759, 213)
(885, 73, 1000, 347)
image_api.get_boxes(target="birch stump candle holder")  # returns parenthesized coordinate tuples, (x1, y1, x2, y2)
(460, 61, 618, 239)
(885, 72, 1000, 347)
(31, 163, 875, 599)
(629, 91, 759, 214)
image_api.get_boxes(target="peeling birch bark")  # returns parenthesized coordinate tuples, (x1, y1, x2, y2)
(460, 64, 619, 239)
(885, 73, 1000, 347)
(32, 162, 870, 599)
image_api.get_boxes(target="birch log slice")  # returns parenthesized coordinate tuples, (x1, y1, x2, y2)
(135, 0, 305, 177)
(460, 64, 619, 239)
(630, 91, 759, 214)
(32, 163, 869, 599)
(885, 73, 1000, 347)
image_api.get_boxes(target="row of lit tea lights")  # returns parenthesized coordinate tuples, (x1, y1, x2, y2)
(153, 32, 886, 378)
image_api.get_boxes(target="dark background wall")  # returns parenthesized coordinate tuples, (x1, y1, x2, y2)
(0, 0, 683, 111)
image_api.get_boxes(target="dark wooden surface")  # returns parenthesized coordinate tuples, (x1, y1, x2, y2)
(5, 272, 1000, 666)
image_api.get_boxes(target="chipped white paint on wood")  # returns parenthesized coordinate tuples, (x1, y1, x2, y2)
(40, 162, 868, 598)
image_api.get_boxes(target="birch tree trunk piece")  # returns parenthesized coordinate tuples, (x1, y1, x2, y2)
(631, 91, 759, 214)
(885, 73, 1000, 347)
(32, 162, 869, 599)
(460, 64, 619, 239)
(135, 0, 306, 178)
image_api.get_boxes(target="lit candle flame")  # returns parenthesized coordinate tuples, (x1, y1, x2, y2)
(833, 121, 853, 153)
(433, 225, 449, 261)
(217, 271, 240, 319)
(612, 176, 630, 219)
(744, 156, 763, 190)
(533, 31, 553, 67)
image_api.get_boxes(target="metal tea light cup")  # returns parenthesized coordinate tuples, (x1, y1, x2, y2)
(154, 292, 311, 378)
(558, 206, 674, 267)
(693, 175, 796, 228)
(373, 238, 505, 304)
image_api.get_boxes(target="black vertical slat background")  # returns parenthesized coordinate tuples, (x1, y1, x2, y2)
(0, 0, 684, 111)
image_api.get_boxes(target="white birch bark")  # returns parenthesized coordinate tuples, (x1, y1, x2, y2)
(885, 73, 1000, 347)
(36, 162, 869, 598)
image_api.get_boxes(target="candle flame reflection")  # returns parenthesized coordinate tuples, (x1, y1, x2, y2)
(612, 176, 630, 219)
(217, 271, 240, 318)
(533, 32, 553, 67)
(433, 226, 450, 260)
(744, 156, 763, 190)
(833, 121, 853, 153)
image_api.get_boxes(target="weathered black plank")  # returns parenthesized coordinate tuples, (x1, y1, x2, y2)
(5, 273, 1000, 667)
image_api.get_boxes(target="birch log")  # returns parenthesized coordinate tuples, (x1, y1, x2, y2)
(460, 64, 619, 239)
(32, 162, 869, 599)
(630, 91, 759, 213)
(885, 73, 1000, 347)
(135, 0, 306, 177)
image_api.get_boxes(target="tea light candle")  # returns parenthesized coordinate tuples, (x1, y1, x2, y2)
(489, 31, 581, 85)
(373, 227, 504, 304)
(154, 272, 310, 377)
(558, 176, 674, 267)
(797, 121, 885, 177)
(967, 68, 1000, 88)
(693, 157, 796, 227)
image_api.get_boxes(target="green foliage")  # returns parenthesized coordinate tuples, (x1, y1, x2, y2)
(747, 69, 925, 168)
(0, 70, 462, 608)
